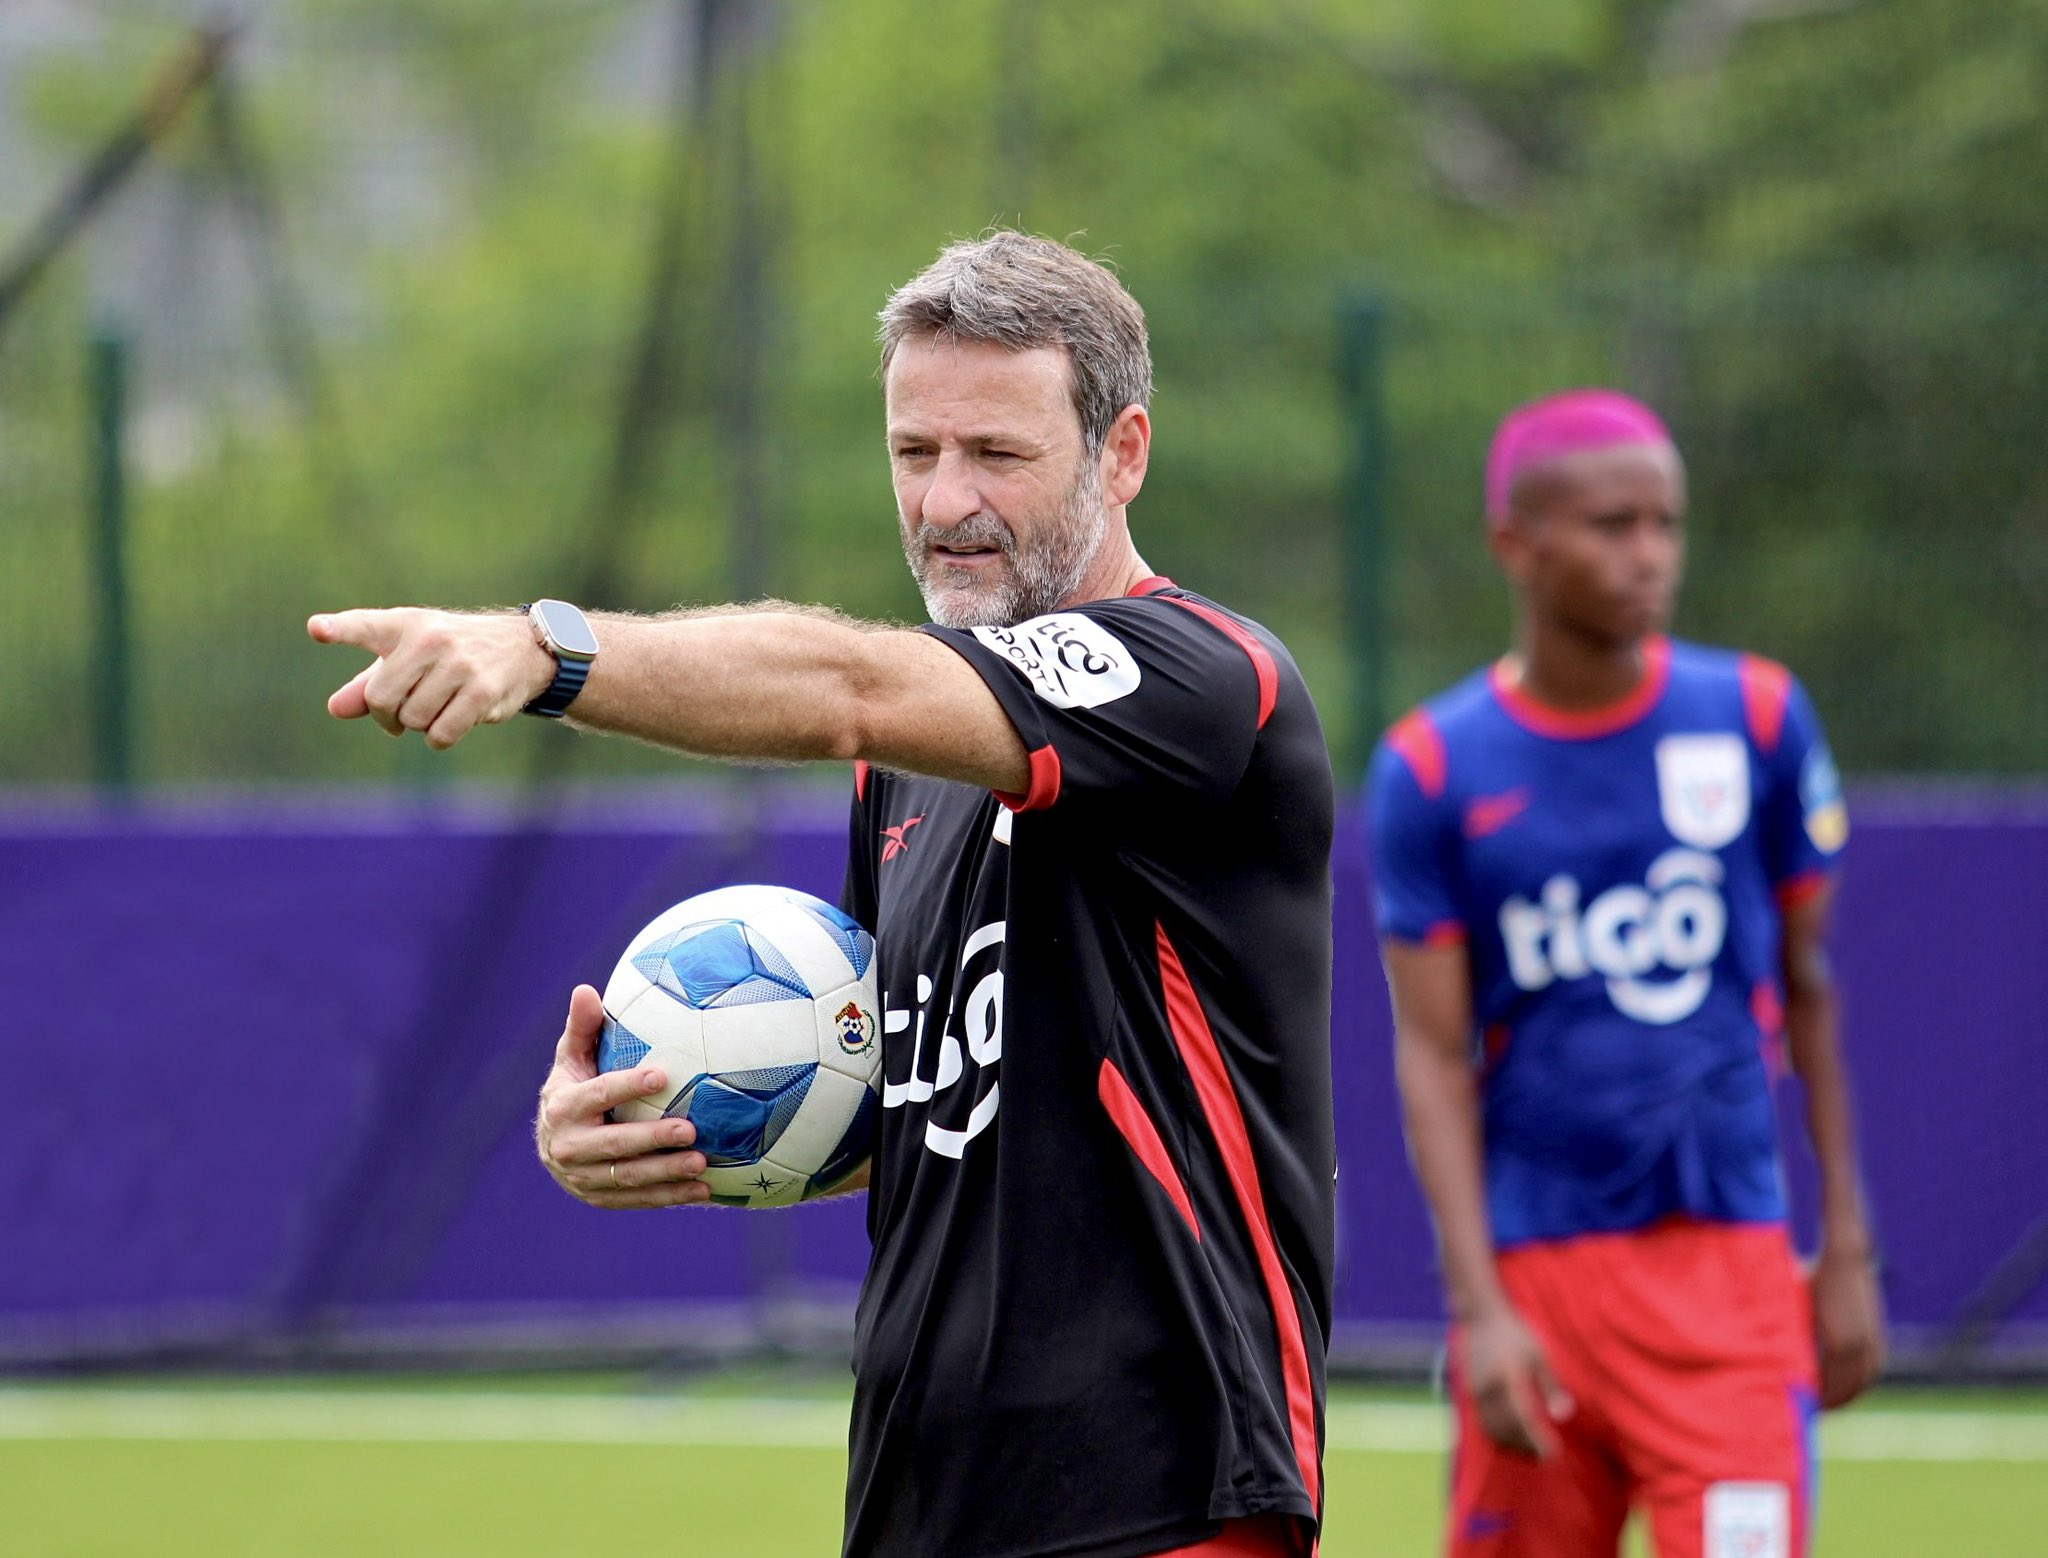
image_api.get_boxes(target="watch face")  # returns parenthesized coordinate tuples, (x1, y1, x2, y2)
(533, 599, 599, 659)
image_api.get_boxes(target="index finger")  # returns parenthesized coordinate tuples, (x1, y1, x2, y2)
(545, 1065, 671, 1131)
(1478, 1374, 1556, 1460)
(308, 608, 405, 655)
(1505, 1371, 1561, 1459)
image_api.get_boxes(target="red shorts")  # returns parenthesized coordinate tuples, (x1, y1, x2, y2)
(1447, 1218, 1818, 1558)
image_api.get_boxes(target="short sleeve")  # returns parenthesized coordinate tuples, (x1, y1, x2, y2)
(1364, 730, 1465, 945)
(1758, 675, 1848, 896)
(920, 596, 1268, 815)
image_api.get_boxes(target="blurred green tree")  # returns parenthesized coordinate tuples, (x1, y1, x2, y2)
(0, 0, 2038, 786)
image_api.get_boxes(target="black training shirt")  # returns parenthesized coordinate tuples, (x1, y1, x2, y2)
(839, 578, 1336, 1558)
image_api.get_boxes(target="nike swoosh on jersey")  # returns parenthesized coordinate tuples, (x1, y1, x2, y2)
(1462, 789, 1531, 839)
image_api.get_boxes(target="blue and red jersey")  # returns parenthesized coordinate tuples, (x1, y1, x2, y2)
(1366, 636, 1848, 1249)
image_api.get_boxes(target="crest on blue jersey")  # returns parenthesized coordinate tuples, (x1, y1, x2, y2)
(1655, 733, 1750, 850)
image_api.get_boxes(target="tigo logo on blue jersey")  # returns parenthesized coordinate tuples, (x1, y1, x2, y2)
(1498, 848, 1728, 1024)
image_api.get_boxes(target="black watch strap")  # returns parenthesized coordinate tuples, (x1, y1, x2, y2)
(523, 654, 590, 719)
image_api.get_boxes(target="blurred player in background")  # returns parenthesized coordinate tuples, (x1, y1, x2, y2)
(1366, 390, 1884, 1558)
(311, 233, 1334, 1558)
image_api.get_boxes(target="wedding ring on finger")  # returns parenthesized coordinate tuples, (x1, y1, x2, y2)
(610, 1162, 620, 1190)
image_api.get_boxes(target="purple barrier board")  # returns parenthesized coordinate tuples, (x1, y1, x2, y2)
(2, 786, 2042, 1366)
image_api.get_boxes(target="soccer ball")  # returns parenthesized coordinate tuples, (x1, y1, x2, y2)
(596, 884, 881, 1207)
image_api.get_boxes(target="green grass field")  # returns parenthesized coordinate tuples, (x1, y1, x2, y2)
(2, 1371, 2043, 1556)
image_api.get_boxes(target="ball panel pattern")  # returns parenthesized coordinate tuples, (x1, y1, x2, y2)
(634, 919, 813, 1009)
(596, 1012, 650, 1074)
(806, 1084, 878, 1199)
(796, 897, 875, 980)
(661, 1064, 817, 1166)
(593, 884, 881, 1206)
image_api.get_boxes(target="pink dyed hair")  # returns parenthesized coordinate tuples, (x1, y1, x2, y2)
(1484, 389, 1674, 526)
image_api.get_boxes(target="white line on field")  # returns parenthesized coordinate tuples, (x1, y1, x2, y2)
(0, 1391, 2041, 1463)
(0, 1391, 854, 1449)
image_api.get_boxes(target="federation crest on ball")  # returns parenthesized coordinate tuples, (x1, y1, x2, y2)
(834, 999, 877, 1055)
(595, 884, 881, 1207)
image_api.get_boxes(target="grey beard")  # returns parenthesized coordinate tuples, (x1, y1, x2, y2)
(905, 465, 1108, 629)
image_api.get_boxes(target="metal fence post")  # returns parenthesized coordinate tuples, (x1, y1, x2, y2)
(1336, 291, 1388, 782)
(89, 325, 133, 794)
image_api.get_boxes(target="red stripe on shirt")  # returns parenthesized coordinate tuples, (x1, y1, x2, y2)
(1098, 1058, 1200, 1242)
(1155, 922, 1321, 1512)
(1740, 653, 1793, 755)
(1775, 869, 1830, 911)
(1162, 597, 1280, 731)
(1752, 979, 1788, 1080)
(1387, 709, 1447, 799)
(1479, 1022, 1511, 1080)
(853, 759, 870, 803)
(995, 743, 1062, 813)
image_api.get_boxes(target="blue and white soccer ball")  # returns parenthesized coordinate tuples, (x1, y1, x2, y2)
(596, 884, 880, 1207)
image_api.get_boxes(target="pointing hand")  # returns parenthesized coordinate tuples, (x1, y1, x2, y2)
(308, 607, 554, 750)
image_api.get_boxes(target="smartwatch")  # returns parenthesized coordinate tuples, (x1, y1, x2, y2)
(519, 598, 599, 718)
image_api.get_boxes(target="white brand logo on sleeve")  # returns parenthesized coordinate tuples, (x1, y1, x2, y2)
(971, 614, 1141, 710)
(1657, 733, 1751, 850)
(1704, 1481, 1790, 1558)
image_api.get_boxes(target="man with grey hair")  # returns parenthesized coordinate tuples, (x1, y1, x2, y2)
(311, 231, 1335, 1558)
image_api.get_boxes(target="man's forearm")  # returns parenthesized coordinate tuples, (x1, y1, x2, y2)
(565, 605, 1030, 792)
(1785, 981, 1872, 1256)
(1396, 1037, 1510, 1321)
(567, 606, 885, 764)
